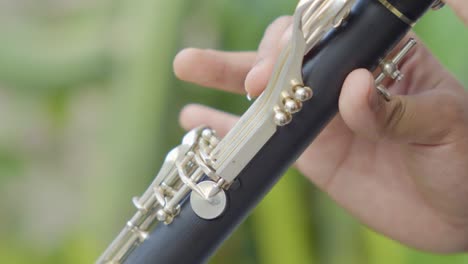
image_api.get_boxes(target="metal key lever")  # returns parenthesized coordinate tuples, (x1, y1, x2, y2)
(375, 38, 417, 101)
(97, 126, 223, 264)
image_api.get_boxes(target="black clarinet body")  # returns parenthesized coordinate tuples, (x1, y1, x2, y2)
(98, 0, 438, 263)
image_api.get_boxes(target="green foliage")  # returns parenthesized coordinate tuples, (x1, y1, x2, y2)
(415, 8, 468, 84)
(251, 170, 316, 264)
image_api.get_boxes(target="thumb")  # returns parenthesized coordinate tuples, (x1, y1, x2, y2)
(339, 69, 458, 145)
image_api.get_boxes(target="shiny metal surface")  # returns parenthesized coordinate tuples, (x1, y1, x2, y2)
(96, 127, 220, 264)
(190, 181, 227, 220)
(212, 0, 356, 183)
(376, 0, 414, 26)
(97, 0, 359, 262)
(374, 38, 417, 101)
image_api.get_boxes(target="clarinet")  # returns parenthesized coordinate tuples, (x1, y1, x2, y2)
(97, 0, 444, 263)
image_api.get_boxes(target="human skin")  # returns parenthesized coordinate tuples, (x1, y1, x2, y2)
(173, 1, 468, 253)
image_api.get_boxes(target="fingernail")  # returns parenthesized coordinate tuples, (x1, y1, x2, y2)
(369, 86, 382, 112)
(245, 59, 265, 94)
(253, 58, 264, 68)
(244, 70, 257, 95)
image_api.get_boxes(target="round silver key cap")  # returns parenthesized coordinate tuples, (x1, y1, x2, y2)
(190, 181, 227, 220)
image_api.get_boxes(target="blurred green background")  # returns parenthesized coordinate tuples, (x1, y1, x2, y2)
(0, 0, 467, 263)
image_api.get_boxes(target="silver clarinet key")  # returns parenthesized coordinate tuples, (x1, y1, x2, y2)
(97, 126, 223, 264)
(97, 1, 364, 263)
(190, 181, 227, 220)
(374, 38, 417, 101)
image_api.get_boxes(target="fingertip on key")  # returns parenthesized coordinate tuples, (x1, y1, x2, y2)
(244, 60, 273, 97)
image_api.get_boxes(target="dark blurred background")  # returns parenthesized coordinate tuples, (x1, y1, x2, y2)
(0, 0, 467, 263)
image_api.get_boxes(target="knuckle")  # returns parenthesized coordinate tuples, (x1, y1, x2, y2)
(213, 59, 228, 85)
(194, 49, 228, 86)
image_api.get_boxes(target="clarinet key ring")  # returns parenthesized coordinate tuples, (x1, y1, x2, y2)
(374, 38, 417, 101)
